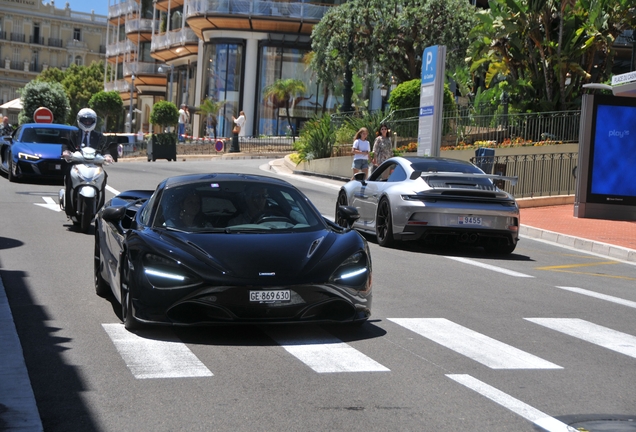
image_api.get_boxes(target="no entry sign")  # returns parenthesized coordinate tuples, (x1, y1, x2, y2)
(34, 107, 54, 123)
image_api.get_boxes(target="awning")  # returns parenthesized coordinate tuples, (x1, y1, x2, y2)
(0, 98, 23, 110)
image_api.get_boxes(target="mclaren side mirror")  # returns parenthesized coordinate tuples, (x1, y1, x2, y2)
(101, 206, 127, 223)
(337, 205, 360, 227)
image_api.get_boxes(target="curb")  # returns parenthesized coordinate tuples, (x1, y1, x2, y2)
(520, 225, 636, 263)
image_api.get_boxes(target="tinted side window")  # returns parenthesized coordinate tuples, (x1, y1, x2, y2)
(387, 165, 407, 182)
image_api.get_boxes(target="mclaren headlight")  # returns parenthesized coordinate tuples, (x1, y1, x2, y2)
(329, 251, 370, 288)
(142, 253, 199, 289)
(18, 152, 40, 161)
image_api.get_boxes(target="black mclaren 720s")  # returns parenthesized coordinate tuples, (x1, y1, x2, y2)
(94, 173, 372, 331)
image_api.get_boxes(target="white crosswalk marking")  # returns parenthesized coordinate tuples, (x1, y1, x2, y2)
(555, 286, 636, 309)
(265, 327, 390, 373)
(447, 374, 577, 432)
(525, 318, 636, 359)
(102, 323, 213, 379)
(390, 318, 561, 369)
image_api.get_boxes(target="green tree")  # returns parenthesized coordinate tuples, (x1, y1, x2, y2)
(150, 100, 179, 130)
(262, 78, 307, 141)
(18, 80, 70, 125)
(36, 62, 107, 123)
(467, 0, 636, 111)
(310, 0, 478, 90)
(89, 91, 123, 132)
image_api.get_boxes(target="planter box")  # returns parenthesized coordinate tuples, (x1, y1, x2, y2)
(147, 133, 177, 161)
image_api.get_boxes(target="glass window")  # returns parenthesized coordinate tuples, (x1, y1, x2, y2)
(256, 45, 325, 136)
(202, 42, 244, 137)
(73, 28, 81, 41)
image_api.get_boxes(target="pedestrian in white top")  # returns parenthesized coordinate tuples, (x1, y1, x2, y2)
(351, 127, 370, 179)
(232, 111, 246, 137)
(178, 104, 189, 142)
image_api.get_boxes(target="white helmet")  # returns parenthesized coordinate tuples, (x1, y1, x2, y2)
(77, 108, 97, 132)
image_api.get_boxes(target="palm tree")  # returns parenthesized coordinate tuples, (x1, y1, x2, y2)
(197, 98, 227, 139)
(262, 78, 307, 141)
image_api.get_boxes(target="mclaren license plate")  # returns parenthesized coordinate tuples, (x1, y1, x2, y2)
(250, 290, 291, 302)
(459, 216, 482, 225)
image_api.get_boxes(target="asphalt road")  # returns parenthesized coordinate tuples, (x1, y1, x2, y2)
(1, 159, 635, 432)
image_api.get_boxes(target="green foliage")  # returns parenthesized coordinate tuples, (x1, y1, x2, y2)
(36, 62, 107, 123)
(198, 98, 227, 134)
(388, 79, 420, 111)
(310, 0, 478, 89)
(18, 81, 70, 125)
(294, 113, 337, 161)
(89, 91, 123, 132)
(342, 110, 390, 144)
(152, 132, 177, 146)
(263, 79, 307, 141)
(150, 100, 179, 128)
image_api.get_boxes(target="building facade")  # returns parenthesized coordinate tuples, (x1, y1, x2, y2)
(106, 0, 353, 138)
(0, 0, 107, 123)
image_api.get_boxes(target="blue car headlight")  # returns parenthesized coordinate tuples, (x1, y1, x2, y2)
(329, 251, 370, 288)
(142, 253, 199, 289)
(18, 152, 40, 161)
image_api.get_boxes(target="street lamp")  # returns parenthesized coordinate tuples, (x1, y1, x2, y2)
(127, 74, 135, 133)
(380, 85, 388, 111)
(158, 64, 174, 103)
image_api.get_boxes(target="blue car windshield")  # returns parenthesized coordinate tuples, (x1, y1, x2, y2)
(152, 181, 324, 233)
(20, 128, 74, 144)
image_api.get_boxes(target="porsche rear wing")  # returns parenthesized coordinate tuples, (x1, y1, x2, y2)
(410, 171, 518, 186)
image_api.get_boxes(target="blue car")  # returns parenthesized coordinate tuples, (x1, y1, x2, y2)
(0, 123, 78, 182)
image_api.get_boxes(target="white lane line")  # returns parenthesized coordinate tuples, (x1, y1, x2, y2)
(106, 184, 120, 195)
(447, 374, 577, 432)
(525, 318, 636, 359)
(445, 256, 534, 278)
(265, 327, 390, 373)
(389, 318, 561, 369)
(555, 286, 636, 309)
(102, 323, 213, 379)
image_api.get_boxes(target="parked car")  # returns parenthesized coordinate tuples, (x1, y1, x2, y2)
(103, 133, 140, 161)
(0, 123, 77, 182)
(335, 156, 520, 254)
(95, 173, 371, 331)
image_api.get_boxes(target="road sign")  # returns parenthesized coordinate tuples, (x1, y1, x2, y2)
(34, 107, 54, 123)
(215, 140, 224, 152)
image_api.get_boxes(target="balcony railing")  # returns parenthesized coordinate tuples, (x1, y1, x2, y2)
(151, 28, 198, 52)
(106, 40, 137, 57)
(108, 1, 139, 19)
(124, 61, 164, 76)
(48, 38, 64, 48)
(29, 36, 45, 45)
(126, 17, 156, 34)
(66, 39, 89, 50)
(10, 33, 26, 43)
(185, 0, 330, 21)
(105, 79, 132, 92)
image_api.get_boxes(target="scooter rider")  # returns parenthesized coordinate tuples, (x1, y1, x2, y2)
(62, 108, 111, 217)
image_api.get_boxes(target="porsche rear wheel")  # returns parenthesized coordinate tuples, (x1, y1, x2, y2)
(335, 191, 349, 227)
(121, 254, 141, 331)
(376, 197, 395, 247)
(94, 228, 110, 298)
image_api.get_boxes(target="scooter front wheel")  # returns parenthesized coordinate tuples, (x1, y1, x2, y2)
(80, 200, 94, 233)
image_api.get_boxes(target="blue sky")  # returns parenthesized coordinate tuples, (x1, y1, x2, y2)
(63, 0, 109, 17)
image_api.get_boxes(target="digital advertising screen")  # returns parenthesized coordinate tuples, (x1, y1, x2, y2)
(587, 96, 636, 206)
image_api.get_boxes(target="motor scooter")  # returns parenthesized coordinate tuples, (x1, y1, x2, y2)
(58, 147, 112, 233)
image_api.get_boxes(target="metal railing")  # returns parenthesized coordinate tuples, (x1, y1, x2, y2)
(471, 153, 578, 198)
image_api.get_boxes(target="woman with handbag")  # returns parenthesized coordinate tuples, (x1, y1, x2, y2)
(232, 111, 246, 137)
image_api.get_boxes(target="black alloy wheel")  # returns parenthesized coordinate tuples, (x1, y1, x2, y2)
(121, 254, 141, 331)
(94, 227, 110, 297)
(376, 197, 395, 247)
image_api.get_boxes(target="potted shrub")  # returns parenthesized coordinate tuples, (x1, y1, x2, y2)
(148, 100, 179, 161)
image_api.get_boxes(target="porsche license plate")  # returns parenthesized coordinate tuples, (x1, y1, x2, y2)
(250, 290, 291, 302)
(459, 216, 482, 225)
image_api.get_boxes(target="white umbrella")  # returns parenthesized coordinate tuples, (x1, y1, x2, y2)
(0, 98, 23, 110)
